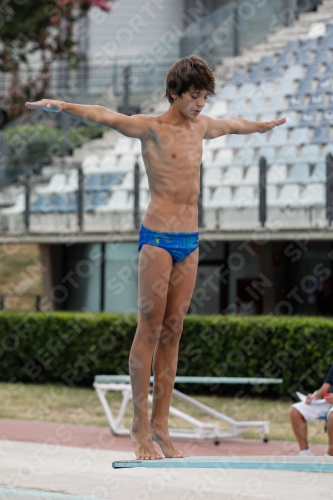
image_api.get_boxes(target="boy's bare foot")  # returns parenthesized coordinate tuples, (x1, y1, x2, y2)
(129, 422, 163, 460)
(150, 423, 185, 458)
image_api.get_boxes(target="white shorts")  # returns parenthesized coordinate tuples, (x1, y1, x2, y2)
(292, 401, 333, 423)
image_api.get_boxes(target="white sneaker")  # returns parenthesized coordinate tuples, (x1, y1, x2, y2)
(324, 453, 333, 458)
(298, 449, 314, 456)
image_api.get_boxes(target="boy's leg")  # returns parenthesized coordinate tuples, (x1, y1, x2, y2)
(290, 406, 309, 451)
(327, 411, 333, 456)
(150, 248, 199, 458)
(129, 244, 173, 459)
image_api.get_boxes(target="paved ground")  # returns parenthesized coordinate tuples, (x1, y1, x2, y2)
(0, 418, 328, 456)
(0, 419, 331, 500)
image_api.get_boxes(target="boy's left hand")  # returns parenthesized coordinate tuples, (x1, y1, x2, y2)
(259, 117, 287, 133)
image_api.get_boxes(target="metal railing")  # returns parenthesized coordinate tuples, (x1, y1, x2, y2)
(1, 153, 332, 233)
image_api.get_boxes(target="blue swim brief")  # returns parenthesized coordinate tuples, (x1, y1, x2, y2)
(138, 224, 199, 264)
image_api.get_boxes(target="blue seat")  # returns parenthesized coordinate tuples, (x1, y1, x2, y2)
(320, 108, 333, 126)
(295, 79, 314, 95)
(308, 161, 326, 183)
(51, 194, 69, 213)
(65, 193, 78, 213)
(317, 414, 328, 432)
(281, 110, 298, 128)
(227, 134, 247, 148)
(267, 96, 285, 112)
(301, 38, 318, 52)
(294, 50, 314, 66)
(275, 52, 293, 68)
(322, 144, 333, 160)
(306, 93, 325, 111)
(248, 97, 265, 113)
(248, 68, 264, 83)
(311, 126, 330, 145)
(288, 127, 309, 146)
(321, 36, 333, 50)
(299, 110, 317, 128)
(257, 56, 274, 70)
(268, 127, 288, 146)
(283, 65, 303, 81)
(237, 83, 257, 99)
(85, 191, 109, 212)
(298, 145, 321, 164)
(84, 173, 102, 191)
(276, 80, 294, 97)
(288, 94, 305, 111)
(229, 71, 246, 85)
(313, 50, 330, 64)
(328, 94, 333, 107)
(234, 148, 256, 166)
(304, 64, 322, 79)
(275, 145, 298, 164)
(31, 194, 53, 214)
(317, 76, 333, 94)
(104, 173, 122, 189)
(220, 85, 238, 101)
(277, 162, 310, 184)
(266, 66, 284, 81)
(284, 40, 300, 52)
(322, 63, 333, 77)
(257, 146, 276, 163)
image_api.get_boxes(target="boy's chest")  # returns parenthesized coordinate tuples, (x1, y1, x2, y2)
(151, 125, 203, 163)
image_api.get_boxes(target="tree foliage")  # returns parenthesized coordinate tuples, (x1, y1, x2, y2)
(0, 0, 113, 121)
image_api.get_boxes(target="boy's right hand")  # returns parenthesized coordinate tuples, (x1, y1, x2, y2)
(25, 99, 63, 112)
(306, 393, 313, 404)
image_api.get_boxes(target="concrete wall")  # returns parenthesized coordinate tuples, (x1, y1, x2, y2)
(87, 0, 183, 63)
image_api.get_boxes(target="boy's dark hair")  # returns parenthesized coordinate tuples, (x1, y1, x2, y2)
(165, 55, 215, 104)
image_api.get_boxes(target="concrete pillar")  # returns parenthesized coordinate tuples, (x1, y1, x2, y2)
(258, 242, 276, 314)
(39, 244, 66, 310)
(39, 244, 54, 311)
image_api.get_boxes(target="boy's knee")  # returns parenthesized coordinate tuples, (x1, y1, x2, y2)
(157, 316, 183, 345)
(163, 313, 183, 334)
(328, 411, 333, 427)
(290, 405, 303, 420)
(137, 315, 163, 342)
(290, 406, 297, 417)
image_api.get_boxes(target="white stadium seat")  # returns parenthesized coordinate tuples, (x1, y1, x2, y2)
(222, 167, 244, 186)
(209, 101, 228, 117)
(204, 167, 223, 187)
(36, 173, 67, 194)
(82, 155, 99, 170)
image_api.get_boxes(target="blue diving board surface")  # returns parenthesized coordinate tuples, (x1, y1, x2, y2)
(94, 375, 283, 384)
(112, 455, 333, 472)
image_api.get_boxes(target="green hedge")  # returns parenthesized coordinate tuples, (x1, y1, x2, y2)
(1, 312, 333, 399)
(5, 123, 105, 170)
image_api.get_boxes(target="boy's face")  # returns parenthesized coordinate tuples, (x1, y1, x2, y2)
(171, 87, 210, 120)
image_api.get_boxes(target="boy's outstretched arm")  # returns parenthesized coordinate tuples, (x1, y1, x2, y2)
(25, 99, 150, 139)
(203, 115, 286, 139)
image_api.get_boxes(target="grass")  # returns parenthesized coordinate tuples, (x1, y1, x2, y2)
(0, 382, 327, 444)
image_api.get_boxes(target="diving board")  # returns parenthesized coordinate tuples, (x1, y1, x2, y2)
(93, 375, 283, 444)
(94, 375, 283, 384)
(112, 455, 333, 472)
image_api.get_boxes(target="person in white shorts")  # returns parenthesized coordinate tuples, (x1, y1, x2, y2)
(290, 366, 333, 456)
